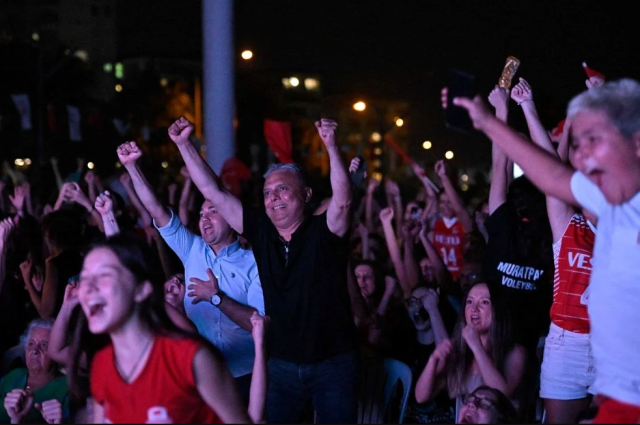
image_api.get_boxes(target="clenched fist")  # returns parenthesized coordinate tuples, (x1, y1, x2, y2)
(168, 117, 194, 145)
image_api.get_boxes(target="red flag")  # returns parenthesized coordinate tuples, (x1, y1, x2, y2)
(383, 133, 414, 165)
(263, 119, 293, 163)
(221, 157, 252, 197)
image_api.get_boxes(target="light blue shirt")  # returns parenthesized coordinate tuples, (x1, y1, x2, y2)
(156, 211, 264, 377)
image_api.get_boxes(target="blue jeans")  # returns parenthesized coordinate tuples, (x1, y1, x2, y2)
(266, 351, 358, 424)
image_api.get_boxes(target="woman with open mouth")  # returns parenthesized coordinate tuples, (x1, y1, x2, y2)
(415, 281, 527, 420)
(70, 235, 252, 424)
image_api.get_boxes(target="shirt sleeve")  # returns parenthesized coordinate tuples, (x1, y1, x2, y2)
(570, 171, 607, 218)
(246, 260, 265, 315)
(155, 210, 197, 264)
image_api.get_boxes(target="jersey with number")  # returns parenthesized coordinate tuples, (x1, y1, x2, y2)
(433, 217, 466, 281)
(90, 336, 220, 424)
(550, 214, 595, 333)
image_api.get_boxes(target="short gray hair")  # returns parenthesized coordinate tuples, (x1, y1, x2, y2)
(567, 78, 640, 139)
(263, 163, 308, 187)
(20, 318, 54, 352)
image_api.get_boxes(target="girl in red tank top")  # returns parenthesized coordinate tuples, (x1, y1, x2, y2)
(73, 235, 252, 424)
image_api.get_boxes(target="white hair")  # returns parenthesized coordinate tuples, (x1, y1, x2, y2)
(567, 78, 640, 139)
(19, 318, 54, 352)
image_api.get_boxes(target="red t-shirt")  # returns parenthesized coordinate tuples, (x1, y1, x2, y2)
(433, 217, 466, 281)
(550, 214, 595, 333)
(91, 336, 220, 424)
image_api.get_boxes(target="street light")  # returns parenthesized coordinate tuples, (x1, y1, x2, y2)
(289, 77, 300, 87)
(115, 84, 123, 92)
(445, 150, 454, 160)
(241, 50, 253, 60)
(87, 162, 95, 170)
(353, 101, 366, 112)
(422, 141, 432, 150)
(371, 132, 381, 142)
(395, 118, 404, 127)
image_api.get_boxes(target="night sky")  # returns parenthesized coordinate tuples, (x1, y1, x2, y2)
(118, 0, 638, 167)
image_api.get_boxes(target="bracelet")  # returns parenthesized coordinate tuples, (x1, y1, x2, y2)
(517, 99, 532, 106)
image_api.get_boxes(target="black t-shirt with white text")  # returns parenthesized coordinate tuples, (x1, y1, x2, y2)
(482, 203, 553, 350)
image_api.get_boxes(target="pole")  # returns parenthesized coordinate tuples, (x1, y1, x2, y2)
(202, 0, 235, 174)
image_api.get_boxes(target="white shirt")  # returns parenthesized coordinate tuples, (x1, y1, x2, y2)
(156, 211, 265, 377)
(571, 172, 640, 405)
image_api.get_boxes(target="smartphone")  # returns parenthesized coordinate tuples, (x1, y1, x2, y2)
(350, 156, 367, 187)
(445, 68, 477, 134)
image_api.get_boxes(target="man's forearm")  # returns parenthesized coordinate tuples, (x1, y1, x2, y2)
(126, 165, 168, 223)
(218, 297, 257, 332)
(327, 146, 351, 207)
(176, 142, 225, 203)
(175, 142, 243, 233)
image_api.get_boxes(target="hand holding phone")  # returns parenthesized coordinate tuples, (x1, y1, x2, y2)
(444, 69, 477, 134)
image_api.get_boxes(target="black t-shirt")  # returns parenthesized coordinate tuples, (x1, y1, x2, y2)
(242, 208, 357, 364)
(482, 203, 553, 351)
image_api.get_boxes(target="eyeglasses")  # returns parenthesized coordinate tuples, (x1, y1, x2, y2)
(459, 272, 480, 281)
(463, 394, 497, 410)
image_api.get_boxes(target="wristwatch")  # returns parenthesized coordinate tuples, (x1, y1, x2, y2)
(210, 292, 224, 306)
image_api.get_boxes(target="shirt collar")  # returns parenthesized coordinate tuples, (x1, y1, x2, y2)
(210, 237, 241, 258)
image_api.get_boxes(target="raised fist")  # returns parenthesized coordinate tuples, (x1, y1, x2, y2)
(314, 119, 338, 149)
(94, 191, 114, 216)
(168, 117, 194, 145)
(117, 141, 142, 168)
(379, 207, 394, 223)
(510, 78, 533, 105)
(434, 160, 447, 177)
(487, 85, 510, 110)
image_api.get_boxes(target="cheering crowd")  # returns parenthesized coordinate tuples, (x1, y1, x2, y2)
(0, 64, 639, 424)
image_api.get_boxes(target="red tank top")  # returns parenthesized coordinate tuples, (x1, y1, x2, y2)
(90, 336, 220, 424)
(433, 217, 466, 281)
(550, 214, 595, 333)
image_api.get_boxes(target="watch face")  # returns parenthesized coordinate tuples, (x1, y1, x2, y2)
(211, 294, 221, 306)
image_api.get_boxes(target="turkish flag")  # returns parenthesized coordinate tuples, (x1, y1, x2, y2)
(221, 157, 252, 197)
(263, 119, 293, 163)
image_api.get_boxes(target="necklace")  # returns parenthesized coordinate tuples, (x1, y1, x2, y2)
(115, 336, 154, 383)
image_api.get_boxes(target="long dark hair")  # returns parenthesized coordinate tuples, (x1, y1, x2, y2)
(67, 234, 195, 399)
(447, 281, 516, 398)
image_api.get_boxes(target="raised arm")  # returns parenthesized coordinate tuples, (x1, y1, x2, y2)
(94, 191, 120, 238)
(249, 312, 269, 424)
(434, 160, 473, 233)
(453, 96, 577, 205)
(364, 178, 379, 232)
(84, 171, 98, 204)
(47, 284, 81, 366)
(421, 289, 449, 344)
(379, 207, 411, 299)
(385, 179, 404, 238)
(0, 218, 16, 293)
(315, 119, 352, 237)
(511, 78, 575, 240)
(415, 340, 452, 403)
(411, 163, 439, 220)
(168, 118, 244, 234)
(178, 166, 194, 226)
(418, 222, 447, 289)
(401, 219, 421, 290)
(117, 142, 171, 228)
(66, 182, 105, 233)
(486, 86, 514, 215)
(119, 173, 153, 229)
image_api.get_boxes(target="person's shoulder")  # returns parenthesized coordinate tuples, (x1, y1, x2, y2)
(1, 367, 27, 383)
